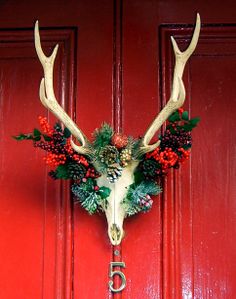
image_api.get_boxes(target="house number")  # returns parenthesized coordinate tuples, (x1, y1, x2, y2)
(108, 262, 126, 292)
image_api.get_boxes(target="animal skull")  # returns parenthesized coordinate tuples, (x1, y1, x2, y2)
(34, 14, 200, 245)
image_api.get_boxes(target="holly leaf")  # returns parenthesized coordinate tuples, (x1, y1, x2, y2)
(33, 128, 41, 137)
(63, 127, 71, 138)
(190, 117, 200, 127)
(98, 186, 111, 199)
(13, 133, 34, 141)
(168, 111, 180, 122)
(33, 129, 42, 141)
(54, 122, 62, 131)
(183, 144, 192, 150)
(55, 164, 70, 179)
(43, 134, 52, 141)
(84, 178, 96, 190)
(182, 111, 189, 121)
(182, 123, 193, 132)
(169, 126, 177, 134)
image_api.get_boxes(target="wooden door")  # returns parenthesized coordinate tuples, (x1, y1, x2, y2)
(0, 1, 235, 298)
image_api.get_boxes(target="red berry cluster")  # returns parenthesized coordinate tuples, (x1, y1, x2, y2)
(44, 153, 67, 166)
(73, 153, 89, 167)
(34, 116, 99, 181)
(38, 116, 54, 136)
(71, 153, 99, 179)
(178, 147, 190, 162)
(146, 148, 176, 170)
(143, 106, 193, 179)
(146, 146, 190, 172)
(85, 167, 99, 179)
(160, 126, 192, 151)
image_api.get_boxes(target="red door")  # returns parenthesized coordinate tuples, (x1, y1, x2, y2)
(0, 1, 235, 298)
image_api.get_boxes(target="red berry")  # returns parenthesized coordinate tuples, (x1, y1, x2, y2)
(111, 133, 128, 149)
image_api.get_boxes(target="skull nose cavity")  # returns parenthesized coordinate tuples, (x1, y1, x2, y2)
(109, 224, 123, 245)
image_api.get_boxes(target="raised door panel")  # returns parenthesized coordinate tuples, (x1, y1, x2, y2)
(0, 28, 75, 299)
(161, 25, 236, 299)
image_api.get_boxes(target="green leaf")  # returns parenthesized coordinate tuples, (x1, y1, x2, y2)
(182, 111, 189, 121)
(33, 135, 41, 141)
(190, 117, 200, 127)
(84, 178, 96, 191)
(54, 122, 62, 132)
(13, 133, 34, 141)
(183, 144, 192, 150)
(63, 127, 71, 138)
(182, 117, 200, 132)
(182, 124, 193, 132)
(55, 164, 70, 179)
(134, 171, 145, 184)
(33, 129, 42, 141)
(98, 186, 111, 199)
(168, 111, 180, 122)
(43, 134, 52, 141)
(33, 128, 41, 137)
(169, 126, 177, 134)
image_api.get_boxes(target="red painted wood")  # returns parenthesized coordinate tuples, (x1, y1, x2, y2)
(0, 1, 236, 299)
(190, 27, 236, 299)
(0, 2, 114, 298)
(161, 25, 236, 298)
(0, 28, 75, 298)
(121, 1, 236, 299)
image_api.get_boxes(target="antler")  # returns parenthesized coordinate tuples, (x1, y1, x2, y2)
(139, 13, 201, 155)
(34, 21, 93, 156)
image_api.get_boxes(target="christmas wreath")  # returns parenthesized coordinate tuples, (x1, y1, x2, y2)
(14, 108, 199, 215)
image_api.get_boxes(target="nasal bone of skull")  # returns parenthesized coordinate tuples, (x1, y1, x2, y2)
(109, 223, 123, 245)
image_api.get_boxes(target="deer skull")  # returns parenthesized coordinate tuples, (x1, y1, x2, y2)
(34, 14, 200, 245)
(96, 160, 139, 245)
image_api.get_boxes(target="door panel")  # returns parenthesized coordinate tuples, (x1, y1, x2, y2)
(0, 28, 75, 298)
(191, 27, 236, 299)
(161, 25, 236, 298)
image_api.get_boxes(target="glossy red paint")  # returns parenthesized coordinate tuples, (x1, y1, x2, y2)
(0, 1, 235, 299)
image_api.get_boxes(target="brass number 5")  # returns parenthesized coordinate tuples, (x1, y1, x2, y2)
(108, 262, 126, 293)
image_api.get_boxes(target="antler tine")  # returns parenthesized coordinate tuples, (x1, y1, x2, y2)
(34, 21, 93, 156)
(139, 14, 201, 156)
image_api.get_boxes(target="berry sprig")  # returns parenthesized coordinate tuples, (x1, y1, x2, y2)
(44, 153, 67, 167)
(14, 116, 99, 184)
(38, 116, 54, 136)
(139, 108, 199, 181)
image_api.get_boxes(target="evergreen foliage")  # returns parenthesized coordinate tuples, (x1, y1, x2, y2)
(123, 181, 162, 216)
(71, 179, 111, 214)
(93, 123, 114, 149)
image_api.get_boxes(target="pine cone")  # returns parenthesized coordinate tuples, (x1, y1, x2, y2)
(107, 163, 123, 183)
(120, 148, 132, 167)
(68, 162, 86, 180)
(99, 145, 119, 165)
